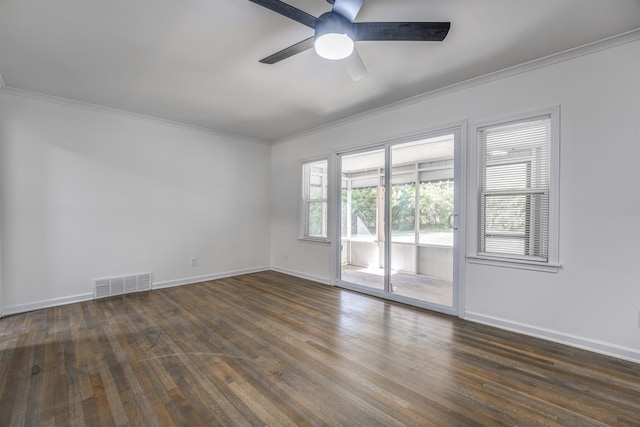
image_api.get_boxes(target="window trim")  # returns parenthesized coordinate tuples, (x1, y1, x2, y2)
(468, 106, 560, 271)
(300, 157, 330, 243)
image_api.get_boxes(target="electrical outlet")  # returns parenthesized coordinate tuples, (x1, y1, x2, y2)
(191, 257, 198, 267)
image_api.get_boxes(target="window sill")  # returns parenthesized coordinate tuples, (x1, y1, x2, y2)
(467, 255, 562, 273)
(299, 237, 331, 245)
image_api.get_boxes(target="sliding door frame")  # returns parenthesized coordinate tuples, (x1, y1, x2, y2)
(332, 124, 466, 317)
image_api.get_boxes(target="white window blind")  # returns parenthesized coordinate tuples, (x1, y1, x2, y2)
(478, 116, 551, 261)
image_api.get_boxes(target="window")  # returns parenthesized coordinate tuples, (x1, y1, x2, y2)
(473, 109, 559, 268)
(301, 159, 328, 240)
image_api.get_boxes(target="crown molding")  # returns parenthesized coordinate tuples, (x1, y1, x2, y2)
(273, 28, 640, 145)
(0, 86, 270, 146)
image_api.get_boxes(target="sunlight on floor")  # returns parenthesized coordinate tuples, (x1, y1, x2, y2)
(341, 265, 453, 307)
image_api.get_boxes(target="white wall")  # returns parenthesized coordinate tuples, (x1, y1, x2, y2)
(0, 91, 271, 315)
(271, 36, 640, 362)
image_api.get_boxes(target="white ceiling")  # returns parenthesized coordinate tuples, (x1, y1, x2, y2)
(1, 0, 639, 142)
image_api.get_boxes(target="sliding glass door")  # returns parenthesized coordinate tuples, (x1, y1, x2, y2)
(337, 129, 460, 314)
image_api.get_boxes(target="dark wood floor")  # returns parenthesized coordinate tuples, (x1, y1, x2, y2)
(1, 271, 639, 426)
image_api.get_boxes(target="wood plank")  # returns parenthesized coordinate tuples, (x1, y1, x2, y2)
(0, 270, 638, 426)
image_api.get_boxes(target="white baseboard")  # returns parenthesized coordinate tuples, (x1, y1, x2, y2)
(465, 311, 640, 364)
(269, 266, 331, 286)
(152, 266, 271, 290)
(2, 292, 94, 317)
(0, 267, 271, 317)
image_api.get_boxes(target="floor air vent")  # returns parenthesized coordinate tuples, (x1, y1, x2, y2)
(94, 272, 152, 299)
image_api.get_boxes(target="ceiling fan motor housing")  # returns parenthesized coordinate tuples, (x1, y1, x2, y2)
(315, 12, 354, 39)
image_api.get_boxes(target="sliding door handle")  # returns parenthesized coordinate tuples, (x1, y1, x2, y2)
(448, 213, 459, 230)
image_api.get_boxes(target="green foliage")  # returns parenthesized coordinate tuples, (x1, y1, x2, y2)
(485, 195, 527, 232)
(419, 180, 454, 229)
(342, 179, 455, 238)
(308, 202, 324, 237)
(351, 187, 377, 236)
(391, 183, 415, 232)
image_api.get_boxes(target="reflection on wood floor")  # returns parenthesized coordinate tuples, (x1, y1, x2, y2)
(341, 264, 453, 306)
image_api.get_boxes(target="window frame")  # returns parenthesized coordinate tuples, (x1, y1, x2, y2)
(468, 107, 561, 272)
(300, 157, 330, 243)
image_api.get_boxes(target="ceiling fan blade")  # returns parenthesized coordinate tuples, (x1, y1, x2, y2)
(343, 47, 368, 81)
(259, 37, 315, 64)
(249, 0, 318, 29)
(332, 0, 364, 22)
(353, 22, 450, 41)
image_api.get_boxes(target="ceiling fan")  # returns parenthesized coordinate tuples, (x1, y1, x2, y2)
(249, 0, 450, 81)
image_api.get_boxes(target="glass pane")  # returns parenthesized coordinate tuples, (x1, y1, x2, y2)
(482, 193, 549, 258)
(307, 161, 328, 199)
(484, 194, 527, 234)
(351, 187, 378, 239)
(419, 180, 454, 246)
(390, 134, 455, 307)
(340, 149, 385, 291)
(309, 183, 323, 199)
(391, 182, 415, 243)
(308, 202, 325, 237)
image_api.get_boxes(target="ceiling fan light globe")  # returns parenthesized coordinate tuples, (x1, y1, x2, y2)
(314, 33, 354, 60)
